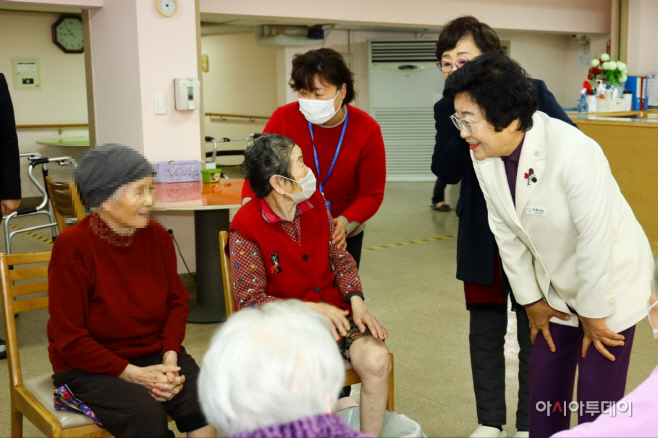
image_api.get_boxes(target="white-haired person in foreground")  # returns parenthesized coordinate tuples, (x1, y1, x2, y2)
(551, 258, 658, 438)
(198, 300, 375, 438)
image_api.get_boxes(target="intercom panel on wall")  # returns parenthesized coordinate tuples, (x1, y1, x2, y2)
(12, 57, 41, 90)
(174, 78, 200, 110)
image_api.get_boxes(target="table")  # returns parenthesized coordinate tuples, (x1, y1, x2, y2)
(36, 136, 90, 147)
(152, 179, 243, 323)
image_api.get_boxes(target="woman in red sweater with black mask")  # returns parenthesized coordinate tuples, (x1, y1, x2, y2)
(47, 145, 215, 438)
(242, 48, 386, 267)
(230, 134, 391, 436)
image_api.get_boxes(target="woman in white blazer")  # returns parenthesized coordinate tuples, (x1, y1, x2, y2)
(442, 52, 653, 437)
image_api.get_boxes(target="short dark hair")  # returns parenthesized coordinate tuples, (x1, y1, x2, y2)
(435, 15, 502, 60)
(443, 52, 538, 132)
(242, 134, 296, 198)
(289, 48, 356, 104)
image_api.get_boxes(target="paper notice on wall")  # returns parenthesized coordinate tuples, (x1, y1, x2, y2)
(17, 62, 37, 71)
(647, 75, 658, 106)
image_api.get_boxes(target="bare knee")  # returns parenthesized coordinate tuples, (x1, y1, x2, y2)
(350, 338, 391, 379)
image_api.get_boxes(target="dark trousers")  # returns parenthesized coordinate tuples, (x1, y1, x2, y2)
(345, 231, 364, 268)
(528, 323, 635, 437)
(470, 303, 531, 431)
(432, 178, 447, 205)
(52, 347, 207, 438)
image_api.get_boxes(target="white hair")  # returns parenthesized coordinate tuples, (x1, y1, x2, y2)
(198, 300, 344, 435)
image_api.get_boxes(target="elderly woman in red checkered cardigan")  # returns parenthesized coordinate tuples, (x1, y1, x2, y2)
(228, 133, 391, 436)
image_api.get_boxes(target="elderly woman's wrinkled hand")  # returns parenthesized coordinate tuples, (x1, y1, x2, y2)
(305, 301, 350, 341)
(150, 374, 186, 402)
(149, 350, 186, 402)
(526, 300, 571, 352)
(350, 296, 388, 340)
(119, 363, 185, 402)
(579, 316, 625, 362)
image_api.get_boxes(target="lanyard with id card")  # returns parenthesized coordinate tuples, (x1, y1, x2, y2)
(309, 106, 349, 213)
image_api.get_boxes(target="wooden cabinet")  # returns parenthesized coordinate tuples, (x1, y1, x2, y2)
(573, 118, 658, 252)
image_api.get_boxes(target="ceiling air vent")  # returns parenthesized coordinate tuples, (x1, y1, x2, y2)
(370, 40, 437, 63)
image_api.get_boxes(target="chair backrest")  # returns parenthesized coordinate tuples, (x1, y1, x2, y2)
(45, 176, 85, 233)
(0, 251, 52, 389)
(219, 231, 236, 317)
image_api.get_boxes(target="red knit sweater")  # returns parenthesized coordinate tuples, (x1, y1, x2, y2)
(243, 102, 386, 225)
(47, 214, 189, 377)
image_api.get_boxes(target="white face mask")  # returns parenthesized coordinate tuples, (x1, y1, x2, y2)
(649, 299, 658, 339)
(278, 168, 317, 204)
(298, 87, 343, 125)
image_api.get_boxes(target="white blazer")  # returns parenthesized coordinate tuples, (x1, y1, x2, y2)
(472, 111, 653, 333)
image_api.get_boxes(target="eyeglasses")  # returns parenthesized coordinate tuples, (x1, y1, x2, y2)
(450, 113, 483, 136)
(436, 59, 470, 73)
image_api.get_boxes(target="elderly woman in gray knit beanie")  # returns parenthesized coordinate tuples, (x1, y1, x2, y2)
(47, 145, 216, 438)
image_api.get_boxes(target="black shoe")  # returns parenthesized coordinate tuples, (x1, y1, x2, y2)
(0, 339, 6, 360)
(431, 203, 451, 212)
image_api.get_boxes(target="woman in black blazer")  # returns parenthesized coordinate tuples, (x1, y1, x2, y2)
(431, 17, 577, 438)
(0, 72, 22, 360)
(0, 72, 21, 219)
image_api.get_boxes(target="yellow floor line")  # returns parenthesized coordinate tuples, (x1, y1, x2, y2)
(0, 222, 456, 251)
(362, 234, 457, 252)
(0, 220, 54, 245)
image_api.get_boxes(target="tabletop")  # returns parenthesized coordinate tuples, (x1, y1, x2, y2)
(152, 178, 244, 211)
(36, 136, 91, 147)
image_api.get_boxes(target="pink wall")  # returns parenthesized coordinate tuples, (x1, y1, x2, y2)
(85, 3, 144, 151)
(85, 1, 201, 161)
(200, 0, 611, 34)
(135, 0, 202, 161)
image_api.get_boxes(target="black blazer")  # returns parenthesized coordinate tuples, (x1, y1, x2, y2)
(0, 73, 21, 203)
(431, 79, 576, 288)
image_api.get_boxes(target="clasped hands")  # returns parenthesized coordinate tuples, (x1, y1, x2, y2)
(526, 300, 624, 361)
(118, 350, 185, 402)
(305, 296, 388, 342)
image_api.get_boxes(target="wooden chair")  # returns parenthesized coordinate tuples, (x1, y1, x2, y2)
(1, 252, 176, 437)
(44, 176, 85, 233)
(219, 231, 395, 410)
(0, 251, 113, 437)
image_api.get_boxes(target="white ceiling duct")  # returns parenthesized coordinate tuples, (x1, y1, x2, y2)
(255, 25, 323, 47)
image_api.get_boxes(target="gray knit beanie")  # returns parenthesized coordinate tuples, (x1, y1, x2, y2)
(75, 144, 154, 208)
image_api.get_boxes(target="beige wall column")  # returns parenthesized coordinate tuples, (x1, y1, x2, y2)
(622, 0, 658, 75)
(82, 1, 202, 275)
(83, 1, 201, 160)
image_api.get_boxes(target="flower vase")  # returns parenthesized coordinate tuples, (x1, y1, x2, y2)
(605, 81, 625, 99)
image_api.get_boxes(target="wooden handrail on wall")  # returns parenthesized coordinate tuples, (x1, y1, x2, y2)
(16, 123, 89, 130)
(205, 113, 269, 122)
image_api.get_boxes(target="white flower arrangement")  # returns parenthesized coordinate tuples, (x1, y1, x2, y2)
(589, 54, 627, 85)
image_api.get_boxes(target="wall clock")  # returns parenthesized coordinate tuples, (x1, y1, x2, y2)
(51, 15, 84, 54)
(156, 0, 179, 17)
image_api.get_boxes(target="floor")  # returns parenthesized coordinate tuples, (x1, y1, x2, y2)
(1, 181, 656, 437)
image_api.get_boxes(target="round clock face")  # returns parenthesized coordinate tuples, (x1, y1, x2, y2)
(53, 16, 84, 53)
(157, 0, 178, 17)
